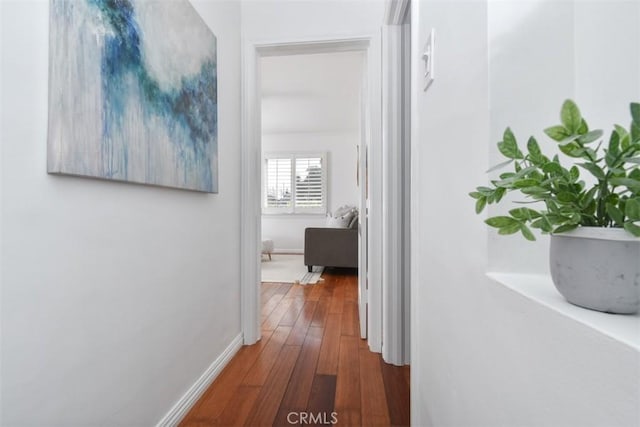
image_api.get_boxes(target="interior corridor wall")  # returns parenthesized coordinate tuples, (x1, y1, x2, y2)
(411, 1, 640, 426)
(0, 1, 242, 425)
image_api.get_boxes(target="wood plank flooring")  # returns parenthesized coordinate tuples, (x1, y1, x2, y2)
(180, 269, 410, 427)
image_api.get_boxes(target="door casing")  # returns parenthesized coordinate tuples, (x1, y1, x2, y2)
(240, 35, 384, 352)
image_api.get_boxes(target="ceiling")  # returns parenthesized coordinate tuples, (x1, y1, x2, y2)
(260, 51, 364, 134)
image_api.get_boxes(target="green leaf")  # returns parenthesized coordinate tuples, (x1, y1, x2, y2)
(542, 162, 563, 174)
(540, 215, 553, 232)
(615, 124, 628, 137)
(514, 166, 538, 178)
(513, 179, 539, 188)
(469, 191, 483, 199)
(527, 137, 541, 156)
(499, 172, 515, 180)
(578, 130, 603, 144)
(631, 103, 640, 127)
(529, 170, 544, 180)
(520, 225, 536, 241)
(493, 178, 515, 189)
(475, 197, 487, 214)
(569, 166, 580, 182)
(621, 134, 630, 150)
(530, 219, 543, 228)
(544, 125, 570, 142)
(581, 147, 597, 161)
(615, 124, 631, 150)
(558, 135, 580, 147)
(623, 222, 640, 237)
(577, 162, 605, 180)
(553, 224, 578, 234)
(580, 186, 598, 206)
(520, 186, 549, 195)
(486, 159, 513, 173)
(546, 201, 560, 214)
(584, 186, 599, 199)
(546, 214, 569, 223)
(577, 118, 589, 135)
(498, 223, 521, 235)
(498, 128, 524, 159)
(494, 187, 507, 203)
(610, 167, 626, 176)
(631, 120, 640, 143)
(509, 208, 541, 220)
(609, 130, 621, 154)
(625, 198, 640, 221)
(626, 157, 640, 164)
(559, 143, 584, 158)
(477, 186, 494, 195)
(607, 204, 625, 225)
(561, 99, 582, 133)
(485, 216, 518, 228)
(527, 138, 545, 166)
(610, 177, 640, 192)
(557, 192, 577, 203)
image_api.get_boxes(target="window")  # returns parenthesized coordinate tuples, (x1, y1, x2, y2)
(264, 153, 327, 214)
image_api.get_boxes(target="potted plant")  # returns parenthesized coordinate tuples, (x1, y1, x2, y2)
(470, 100, 640, 314)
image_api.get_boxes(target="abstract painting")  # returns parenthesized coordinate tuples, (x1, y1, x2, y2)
(48, 0, 218, 193)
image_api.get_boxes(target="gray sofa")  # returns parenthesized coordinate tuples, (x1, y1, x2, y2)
(304, 227, 358, 272)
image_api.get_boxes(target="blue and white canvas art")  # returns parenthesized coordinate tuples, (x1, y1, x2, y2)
(48, 0, 218, 193)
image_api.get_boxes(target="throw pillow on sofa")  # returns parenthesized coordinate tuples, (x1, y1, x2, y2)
(326, 214, 351, 228)
(333, 205, 354, 218)
(348, 211, 359, 229)
(326, 205, 357, 228)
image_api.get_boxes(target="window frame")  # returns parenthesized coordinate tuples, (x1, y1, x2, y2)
(262, 151, 328, 215)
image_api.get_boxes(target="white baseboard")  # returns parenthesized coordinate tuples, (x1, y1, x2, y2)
(156, 334, 243, 427)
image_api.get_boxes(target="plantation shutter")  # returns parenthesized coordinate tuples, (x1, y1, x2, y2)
(295, 157, 324, 209)
(264, 153, 326, 214)
(265, 158, 292, 209)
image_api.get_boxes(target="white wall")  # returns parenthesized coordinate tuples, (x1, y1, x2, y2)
(261, 51, 364, 134)
(574, 1, 640, 131)
(0, 1, 241, 425)
(488, 0, 640, 274)
(411, 1, 640, 426)
(262, 132, 359, 252)
(487, 0, 575, 274)
(242, 0, 384, 251)
(241, 0, 385, 43)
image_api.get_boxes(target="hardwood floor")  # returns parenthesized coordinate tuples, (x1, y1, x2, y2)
(180, 269, 410, 427)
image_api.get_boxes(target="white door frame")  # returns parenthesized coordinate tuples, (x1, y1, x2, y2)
(240, 35, 384, 350)
(382, 0, 411, 365)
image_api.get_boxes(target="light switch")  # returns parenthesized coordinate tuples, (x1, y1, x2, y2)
(422, 29, 435, 91)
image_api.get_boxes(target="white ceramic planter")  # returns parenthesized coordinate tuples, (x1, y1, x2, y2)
(549, 227, 640, 314)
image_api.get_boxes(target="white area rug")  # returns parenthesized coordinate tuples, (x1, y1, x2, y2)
(261, 254, 324, 285)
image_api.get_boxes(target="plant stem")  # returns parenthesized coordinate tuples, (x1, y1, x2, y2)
(596, 179, 609, 226)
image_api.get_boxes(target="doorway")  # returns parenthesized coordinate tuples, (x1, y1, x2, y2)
(240, 37, 382, 349)
(259, 51, 362, 292)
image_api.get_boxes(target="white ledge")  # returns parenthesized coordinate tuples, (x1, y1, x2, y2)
(487, 272, 640, 352)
